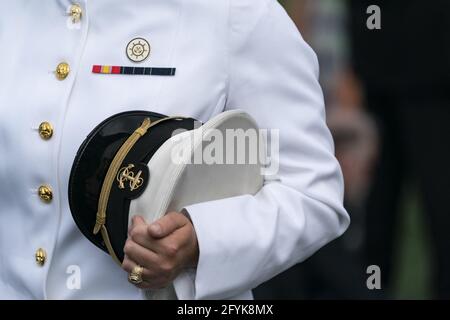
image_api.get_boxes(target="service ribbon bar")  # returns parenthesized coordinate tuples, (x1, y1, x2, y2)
(92, 65, 176, 76)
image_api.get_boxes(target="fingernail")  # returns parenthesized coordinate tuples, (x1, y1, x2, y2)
(150, 223, 161, 235)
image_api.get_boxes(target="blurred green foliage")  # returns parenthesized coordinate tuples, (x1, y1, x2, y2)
(393, 188, 431, 299)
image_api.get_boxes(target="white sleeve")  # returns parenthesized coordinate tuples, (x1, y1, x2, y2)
(173, 0, 350, 300)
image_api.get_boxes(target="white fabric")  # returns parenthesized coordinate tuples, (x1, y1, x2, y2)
(0, 0, 349, 299)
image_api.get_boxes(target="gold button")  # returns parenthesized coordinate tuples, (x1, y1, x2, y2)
(35, 248, 47, 266)
(55, 62, 70, 80)
(69, 3, 82, 23)
(38, 122, 53, 140)
(38, 185, 53, 203)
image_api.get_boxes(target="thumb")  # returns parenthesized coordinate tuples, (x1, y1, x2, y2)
(148, 212, 187, 239)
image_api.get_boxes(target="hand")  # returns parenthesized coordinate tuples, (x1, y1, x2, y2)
(122, 212, 199, 289)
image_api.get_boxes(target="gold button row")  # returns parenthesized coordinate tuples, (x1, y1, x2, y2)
(35, 185, 52, 267)
(34, 4, 82, 269)
(35, 125, 53, 265)
(56, 4, 83, 80)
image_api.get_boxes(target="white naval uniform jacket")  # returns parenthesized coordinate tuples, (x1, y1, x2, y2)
(0, 0, 350, 299)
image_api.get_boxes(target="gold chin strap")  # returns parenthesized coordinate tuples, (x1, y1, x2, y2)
(94, 116, 185, 266)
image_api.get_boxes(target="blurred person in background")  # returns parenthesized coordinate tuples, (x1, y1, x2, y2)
(255, 0, 379, 299)
(348, 0, 450, 298)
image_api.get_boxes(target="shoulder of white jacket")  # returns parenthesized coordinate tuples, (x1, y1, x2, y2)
(194, 0, 272, 11)
(228, 0, 278, 40)
(183, 0, 274, 35)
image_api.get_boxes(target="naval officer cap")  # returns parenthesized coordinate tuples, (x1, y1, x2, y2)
(69, 110, 264, 265)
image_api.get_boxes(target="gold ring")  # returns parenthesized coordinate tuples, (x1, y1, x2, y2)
(128, 265, 144, 285)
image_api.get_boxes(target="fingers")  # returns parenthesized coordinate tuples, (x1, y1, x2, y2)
(128, 215, 146, 235)
(148, 212, 188, 239)
(122, 256, 153, 289)
(123, 238, 159, 269)
(123, 212, 196, 289)
(129, 221, 158, 251)
(122, 254, 173, 290)
(129, 223, 189, 260)
(128, 214, 187, 257)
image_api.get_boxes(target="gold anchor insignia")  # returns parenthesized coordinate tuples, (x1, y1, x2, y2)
(116, 164, 144, 191)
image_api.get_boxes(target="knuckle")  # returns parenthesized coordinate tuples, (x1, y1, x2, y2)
(130, 231, 140, 243)
(130, 226, 143, 239)
(121, 259, 132, 272)
(129, 227, 139, 239)
(164, 242, 179, 257)
(130, 225, 147, 242)
(154, 261, 178, 286)
(159, 262, 174, 276)
(123, 241, 134, 254)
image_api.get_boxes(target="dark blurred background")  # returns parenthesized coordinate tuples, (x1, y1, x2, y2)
(254, 0, 450, 299)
